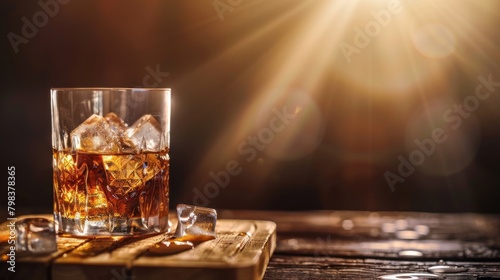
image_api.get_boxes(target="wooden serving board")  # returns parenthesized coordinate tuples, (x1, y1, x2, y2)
(0, 215, 276, 280)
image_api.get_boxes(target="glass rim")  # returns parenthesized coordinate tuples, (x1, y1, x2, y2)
(51, 87, 171, 91)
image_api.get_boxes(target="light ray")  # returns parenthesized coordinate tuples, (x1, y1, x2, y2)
(180, 0, 500, 200)
(187, 0, 359, 189)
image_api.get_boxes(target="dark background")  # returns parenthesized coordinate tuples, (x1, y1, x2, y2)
(1, 0, 499, 215)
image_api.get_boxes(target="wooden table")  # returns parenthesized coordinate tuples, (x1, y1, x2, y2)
(219, 210, 500, 279)
(0, 214, 276, 280)
(2, 210, 500, 279)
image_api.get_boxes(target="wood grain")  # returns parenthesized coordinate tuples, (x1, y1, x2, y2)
(0, 216, 276, 280)
(2, 211, 500, 279)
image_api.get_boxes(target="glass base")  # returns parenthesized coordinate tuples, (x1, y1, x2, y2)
(54, 213, 170, 236)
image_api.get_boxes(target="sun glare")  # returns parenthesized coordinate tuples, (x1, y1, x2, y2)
(183, 0, 500, 199)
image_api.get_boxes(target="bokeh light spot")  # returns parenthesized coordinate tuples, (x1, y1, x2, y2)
(405, 99, 480, 177)
(412, 24, 456, 59)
